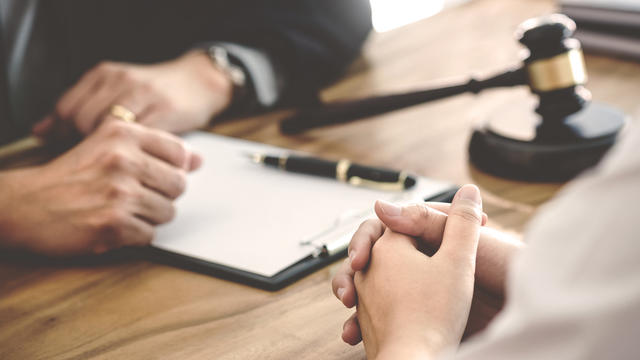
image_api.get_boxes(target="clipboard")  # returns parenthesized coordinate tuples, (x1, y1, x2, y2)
(151, 132, 458, 291)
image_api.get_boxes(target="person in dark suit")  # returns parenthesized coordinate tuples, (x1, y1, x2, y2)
(0, 0, 372, 255)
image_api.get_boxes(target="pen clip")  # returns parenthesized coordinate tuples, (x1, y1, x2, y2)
(348, 172, 409, 191)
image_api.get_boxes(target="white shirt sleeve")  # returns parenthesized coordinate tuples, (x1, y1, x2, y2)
(456, 124, 640, 360)
(213, 42, 282, 108)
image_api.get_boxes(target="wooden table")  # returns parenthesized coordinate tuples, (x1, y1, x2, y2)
(2, 0, 639, 359)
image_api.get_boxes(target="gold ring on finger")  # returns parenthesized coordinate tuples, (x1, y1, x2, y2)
(110, 104, 137, 123)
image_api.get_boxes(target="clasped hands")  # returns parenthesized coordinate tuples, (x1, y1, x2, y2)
(332, 185, 513, 359)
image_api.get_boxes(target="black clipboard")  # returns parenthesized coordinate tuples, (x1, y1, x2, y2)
(148, 186, 459, 291)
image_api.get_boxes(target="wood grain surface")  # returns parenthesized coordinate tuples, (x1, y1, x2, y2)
(2, 0, 640, 359)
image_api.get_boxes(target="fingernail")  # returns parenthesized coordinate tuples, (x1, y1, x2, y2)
(378, 200, 402, 216)
(337, 288, 346, 301)
(458, 185, 481, 205)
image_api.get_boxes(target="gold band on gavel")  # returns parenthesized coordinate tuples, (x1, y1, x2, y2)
(526, 49, 588, 92)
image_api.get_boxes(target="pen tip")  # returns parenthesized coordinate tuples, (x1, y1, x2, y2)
(243, 152, 264, 164)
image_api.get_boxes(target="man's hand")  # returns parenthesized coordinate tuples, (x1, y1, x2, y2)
(352, 185, 484, 360)
(33, 50, 232, 139)
(0, 120, 201, 256)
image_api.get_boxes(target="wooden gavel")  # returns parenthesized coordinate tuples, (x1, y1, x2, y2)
(280, 14, 590, 135)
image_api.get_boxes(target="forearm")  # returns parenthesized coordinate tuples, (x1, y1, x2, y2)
(375, 328, 455, 360)
(423, 224, 522, 298)
(377, 343, 436, 360)
(475, 227, 523, 297)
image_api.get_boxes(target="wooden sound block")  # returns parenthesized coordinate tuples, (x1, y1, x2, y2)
(469, 100, 630, 182)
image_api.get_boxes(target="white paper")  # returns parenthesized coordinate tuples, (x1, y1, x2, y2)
(153, 132, 452, 278)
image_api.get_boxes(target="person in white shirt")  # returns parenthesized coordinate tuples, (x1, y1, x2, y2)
(331, 123, 640, 359)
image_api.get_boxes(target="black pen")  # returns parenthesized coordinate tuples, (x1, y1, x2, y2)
(250, 153, 417, 191)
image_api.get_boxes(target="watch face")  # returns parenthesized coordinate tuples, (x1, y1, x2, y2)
(209, 46, 246, 88)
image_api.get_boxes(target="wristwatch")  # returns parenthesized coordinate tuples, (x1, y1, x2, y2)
(206, 45, 248, 105)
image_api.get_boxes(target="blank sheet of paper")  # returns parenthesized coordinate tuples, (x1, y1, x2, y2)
(153, 132, 452, 278)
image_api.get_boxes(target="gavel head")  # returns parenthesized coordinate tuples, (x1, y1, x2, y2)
(516, 14, 591, 122)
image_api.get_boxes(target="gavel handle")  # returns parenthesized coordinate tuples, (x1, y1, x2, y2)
(280, 67, 527, 134)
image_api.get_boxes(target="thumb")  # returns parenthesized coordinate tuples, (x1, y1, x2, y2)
(375, 200, 448, 247)
(437, 184, 483, 265)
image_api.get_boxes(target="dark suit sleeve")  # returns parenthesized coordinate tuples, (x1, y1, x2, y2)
(209, 0, 372, 108)
(64, 0, 371, 110)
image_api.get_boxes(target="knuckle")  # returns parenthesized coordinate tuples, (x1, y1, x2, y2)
(94, 209, 127, 240)
(451, 205, 483, 224)
(90, 238, 119, 255)
(353, 272, 364, 289)
(95, 61, 117, 74)
(142, 228, 155, 245)
(409, 203, 430, 223)
(166, 204, 177, 222)
(77, 116, 97, 135)
(170, 171, 188, 197)
(159, 203, 177, 224)
(157, 168, 187, 199)
(101, 119, 134, 139)
(101, 150, 132, 171)
(356, 220, 369, 232)
(356, 219, 371, 233)
(134, 226, 155, 246)
(157, 97, 177, 113)
(105, 181, 132, 201)
(360, 218, 379, 233)
(55, 102, 72, 120)
(331, 273, 343, 293)
(139, 82, 155, 94)
(118, 69, 136, 83)
(351, 219, 375, 250)
(352, 218, 383, 247)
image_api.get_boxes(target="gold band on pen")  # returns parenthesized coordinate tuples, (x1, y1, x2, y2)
(336, 159, 351, 183)
(348, 171, 409, 191)
(527, 49, 587, 92)
(399, 171, 408, 183)
(278, 156, 288, 170)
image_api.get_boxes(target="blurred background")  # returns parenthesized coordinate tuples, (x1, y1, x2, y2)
(369, 0, 470, 32)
